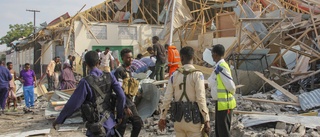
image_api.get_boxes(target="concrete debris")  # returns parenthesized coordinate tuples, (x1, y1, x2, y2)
(3, 0, 320, 136)
(275, 122, 286, 130)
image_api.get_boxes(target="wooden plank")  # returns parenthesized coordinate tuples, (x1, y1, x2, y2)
(243, 97, 300, 106)
(287, 35, 320, 57)
(271, 69, 320, 93)
(270, 66, 294, 72)
(273, 28, 312, 64)
(309, 4, 320, 49)
(194, 64, 213, 75)
(254, 71, 299, 103)
(273, 43, 315, 58)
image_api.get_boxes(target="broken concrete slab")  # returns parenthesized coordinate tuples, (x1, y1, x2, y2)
(0, 129, 51, 137)
(57, 126, 79, 132)
(241, 114, 320, 129)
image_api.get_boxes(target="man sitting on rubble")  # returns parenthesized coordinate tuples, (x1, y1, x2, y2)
(114, 48, 143, 137)
(53, 51, 126, 137)
(158, 46, 210, 136)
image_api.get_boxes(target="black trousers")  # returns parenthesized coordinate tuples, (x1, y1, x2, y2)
(149, 66, 156, 79)
(117, 105, 143, 137)
(215, 101, 233, 137)
(47, 74, 54, 91)
(82, 61, 87, 77)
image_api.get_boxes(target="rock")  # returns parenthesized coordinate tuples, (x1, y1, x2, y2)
(286, 124, 293, 133)
(153, 120, 159, 126)
(252, 92, 268, 99)
(156, 127, 167, 135)
(311, 131, 320, 137)
(291, 123, 301, 133)
(276, 122, 287, 130)
(307, 129, 315, 134)
(289, 133, 303, 137)
(263, 130, 274, 137)
(144, 118, 154, 127)
(243, 132, 258, 137)
(168, 127, 174, 132)
(275, 129, 288, 137)
(297, 125, 306, 135)
(317, 126, 320, 134)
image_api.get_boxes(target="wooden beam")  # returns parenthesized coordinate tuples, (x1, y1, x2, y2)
(273, 43, 315, 58)
(271, 69, 320, 93)
(157, 0, 160, 25)
(273, 28, 312, 64)
(243, 97, 300, 106)
(134, 0, 149, 24)
(287, 34, 320, 58)
(309, 5, 320, 49)
(239, 18, 283, 22)
(143, 7, 158, 24)
(236, 20, 284, 67)
(79, 15, 100, 44)
(270, 66, 294, 72)
(254, 71, 299, 103)
(34, 41, 53, 64)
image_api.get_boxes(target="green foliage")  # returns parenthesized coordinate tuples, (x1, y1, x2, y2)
(0, 22, 33, 46)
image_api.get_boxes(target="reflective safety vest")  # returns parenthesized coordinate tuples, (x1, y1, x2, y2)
(216, 61, 236, 111)
(168, 46, 181, 66)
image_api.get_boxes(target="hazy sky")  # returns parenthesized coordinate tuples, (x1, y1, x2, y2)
(0, 0, 104, 38)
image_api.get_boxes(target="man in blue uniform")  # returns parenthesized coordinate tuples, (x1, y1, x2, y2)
(0, 61, 12, 114)
(53, 51, 126, 137)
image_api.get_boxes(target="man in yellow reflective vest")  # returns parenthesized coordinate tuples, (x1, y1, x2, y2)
(208, 44, 236, 137)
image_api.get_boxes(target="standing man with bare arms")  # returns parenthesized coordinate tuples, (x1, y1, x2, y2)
(7, 62, 18, 111)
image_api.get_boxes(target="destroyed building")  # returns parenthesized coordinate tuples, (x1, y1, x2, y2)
(2, 0, 320, 136)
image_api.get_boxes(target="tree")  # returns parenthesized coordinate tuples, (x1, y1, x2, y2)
(0, 22, 33, 46)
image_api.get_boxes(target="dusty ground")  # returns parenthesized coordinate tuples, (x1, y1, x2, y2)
(0, 98, 174, 137)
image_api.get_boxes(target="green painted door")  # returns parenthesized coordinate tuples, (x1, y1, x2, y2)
(92, 45, 134, 63)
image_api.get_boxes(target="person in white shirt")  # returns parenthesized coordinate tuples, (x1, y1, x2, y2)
(100, 47, 114, 72)
(64, 55, 72, 65)
(207, 44, 236, 137)
(79, 49, 88, 77)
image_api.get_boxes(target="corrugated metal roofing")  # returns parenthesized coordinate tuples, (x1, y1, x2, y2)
(299, 89, 320, 111)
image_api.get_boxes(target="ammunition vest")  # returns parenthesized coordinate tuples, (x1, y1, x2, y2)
(119, 66, 139, 96)
(169, 68, 204, 124)
(81, 72, 115, 137)
(84, 72, 114, 114)
(216, 61, 236, 111)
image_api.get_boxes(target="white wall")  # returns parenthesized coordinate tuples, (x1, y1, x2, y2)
(73, 21, 165, 57)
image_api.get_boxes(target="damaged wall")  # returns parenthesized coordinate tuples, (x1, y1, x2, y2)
(73, 21, 171, 57)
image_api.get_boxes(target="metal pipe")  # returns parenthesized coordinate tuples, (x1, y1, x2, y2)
(169, 0, 177, 45)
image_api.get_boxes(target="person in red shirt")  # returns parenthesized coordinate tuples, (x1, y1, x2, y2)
(165, 44, 181, 76)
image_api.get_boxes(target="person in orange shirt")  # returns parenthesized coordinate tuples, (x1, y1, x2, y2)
(165, 44, 181, 76)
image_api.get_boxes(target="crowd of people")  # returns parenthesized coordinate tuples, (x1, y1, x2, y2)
(0, 35, 236, 137)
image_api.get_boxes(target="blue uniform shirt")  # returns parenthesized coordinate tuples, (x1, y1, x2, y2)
(56, 67, 126, 136)
(0, 66, 12, 88)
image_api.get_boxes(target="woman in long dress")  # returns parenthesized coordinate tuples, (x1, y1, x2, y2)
(59, 63, 76, 90)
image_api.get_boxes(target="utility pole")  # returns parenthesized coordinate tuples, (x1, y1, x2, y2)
(26, 9, 40, 39)
(26, 9, 40, 76)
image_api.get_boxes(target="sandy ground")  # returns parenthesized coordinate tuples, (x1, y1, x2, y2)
(0, 98, 174, 137)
